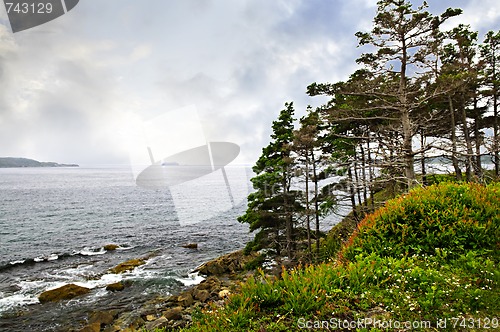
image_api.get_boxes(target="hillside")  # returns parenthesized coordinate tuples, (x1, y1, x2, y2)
(176, 182, 500, 332)
(0, 157, 78, 168)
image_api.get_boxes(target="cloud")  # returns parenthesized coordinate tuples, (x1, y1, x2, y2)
(0, 0, 498, 165)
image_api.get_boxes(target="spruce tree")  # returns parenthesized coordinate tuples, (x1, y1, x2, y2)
(238, 103, 298, 258)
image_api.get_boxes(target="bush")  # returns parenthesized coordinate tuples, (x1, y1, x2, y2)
(342, 182, 500, 262)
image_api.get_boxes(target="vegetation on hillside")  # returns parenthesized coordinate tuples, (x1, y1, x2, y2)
(177, 182, 499, 332)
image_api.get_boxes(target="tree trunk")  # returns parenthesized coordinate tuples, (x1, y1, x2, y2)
(494, 80, 499, 178)
(400, 37, 415, 190)
(305, 152, 311, 257)
(473, 96, 483, 178)
(367, 136, 375, 212)
(449, 96, 463, 180)
(359, 144, 368, 209)
(283, 168, 293, 259)
(311, 153, 320, 256)
(460, 104, 475, 181)
(347, 166, 358, 222)
(352, 150, 362, 206)
(420, 128, 427, 186)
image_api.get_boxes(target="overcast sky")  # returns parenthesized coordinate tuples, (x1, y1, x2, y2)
(1, 0, 499, 166)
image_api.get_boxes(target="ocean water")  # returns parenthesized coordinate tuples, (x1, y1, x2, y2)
(0, 166, 252, 331)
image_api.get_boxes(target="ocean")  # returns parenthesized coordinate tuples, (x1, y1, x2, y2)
(0, 166, 253, 331)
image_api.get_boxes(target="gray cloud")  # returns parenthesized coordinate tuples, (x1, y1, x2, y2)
(0, 0, 499, 165)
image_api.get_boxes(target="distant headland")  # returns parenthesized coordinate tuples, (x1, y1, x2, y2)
(0, 157, 79, 168)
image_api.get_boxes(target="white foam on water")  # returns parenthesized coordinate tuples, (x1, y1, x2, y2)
(79, 248, 106, 256)
(176, 272, 205, 286)
(33, 253, 59, 262)
(0, 293, 39, 312)
(47, 254, 59, 261)
(73, 273, 123, 289)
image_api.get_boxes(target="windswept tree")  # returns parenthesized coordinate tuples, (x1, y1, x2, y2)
(293, 108, 335, 257)
(481, 30, 500, 178)
(238, 103, 298, 258)
(441, 25, 485, 180)
(311, 0, 462, 190)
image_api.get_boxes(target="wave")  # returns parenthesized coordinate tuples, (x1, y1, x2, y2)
(0, 244, 130, 272)
(176, 272, 205, 286)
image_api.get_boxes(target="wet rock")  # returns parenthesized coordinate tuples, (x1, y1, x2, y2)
(106, 282, 125, 292)
(182, 243, 198, 249)
(104, 311, 144, 332)
(163, 306, 183, 320)
(103, 244, 119, 251)
(178, 292, 194, 307)
(78, 322, 100, 332)
(39, 284, 91, 303)
(194, 250, 259, 276)
(144, 317, 169, 331)
(109, 258, 145, 274)
(89, 310, 116, 326)
(193, 289, 210, 302)
(197, 276, 221, 291)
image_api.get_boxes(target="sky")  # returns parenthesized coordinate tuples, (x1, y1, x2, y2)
(0, 0, 499, 167)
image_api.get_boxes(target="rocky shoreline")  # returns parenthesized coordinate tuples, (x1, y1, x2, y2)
(72, 250, 261, 332)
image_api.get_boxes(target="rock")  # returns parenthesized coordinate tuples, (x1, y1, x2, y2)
(105, 311, 144, 332)
(106, 282, 125, 292)
(163, 306, 183, 320)
(178, 292, 194, 307)
(39, 284, 91, 303)
(182, 243, 198, 249)
(104, 244, 119, 251)
(194, 250, 259, 276)
(89, 310, 116, 326)
(109, 258, 145, 274)
(196, 276, 222, 292)
(146, 314, 156, 321)
(218, 289, 230, 299)
(144, 317, 169, 331)
(193, 289, 210, 302)
(79, 322, 101, 332)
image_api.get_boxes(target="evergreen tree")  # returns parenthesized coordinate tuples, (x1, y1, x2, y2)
(481, 30, 500, 178)
(350, 0, 461, 189)
(238, 103, 298, 258)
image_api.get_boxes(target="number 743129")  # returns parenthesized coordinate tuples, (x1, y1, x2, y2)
(5, 2, 53, 14)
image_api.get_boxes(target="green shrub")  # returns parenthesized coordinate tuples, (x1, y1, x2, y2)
(342, 182, 500, 262)
(243, 254, 266, 270)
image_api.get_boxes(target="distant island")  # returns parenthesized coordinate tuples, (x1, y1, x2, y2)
(0, 157, 79, 168)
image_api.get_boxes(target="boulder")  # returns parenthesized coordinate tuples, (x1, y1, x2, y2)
(109, 259, 145, 274)
(177, 292, 194, 307)
(39, 284, 91, 303)
(193, 289, 210, 302)
(89, 310, 116, 326)
(163, 306, 183, 320)
(103, 244, 119, 251)
(106, 282, 125, 292)
(144, 317, 169, 331)
(196, 276, 222, 292)
(194, 250, 259, 276)
(78, 322, 101, 332)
